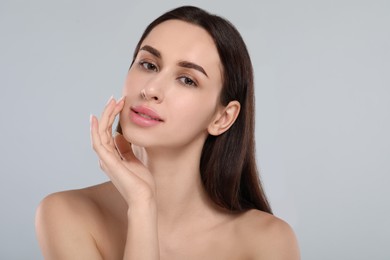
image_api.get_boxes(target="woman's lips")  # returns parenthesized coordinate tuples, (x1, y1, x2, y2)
(129, 105, 163, 127)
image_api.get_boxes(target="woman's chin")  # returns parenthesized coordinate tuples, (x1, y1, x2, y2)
(121, 131, 149, 148)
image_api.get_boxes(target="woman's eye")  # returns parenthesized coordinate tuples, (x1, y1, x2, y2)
(139, 61, 158, 72)
(179, 76, 197, 87)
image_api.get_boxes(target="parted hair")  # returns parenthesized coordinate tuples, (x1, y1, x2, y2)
(118, 6, 272, 213)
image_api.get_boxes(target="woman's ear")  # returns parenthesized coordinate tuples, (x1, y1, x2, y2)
(208, 101, 240, 136)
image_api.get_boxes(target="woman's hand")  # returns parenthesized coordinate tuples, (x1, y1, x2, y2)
(90, 96, 160, 259)
(90, 96, 156, 208)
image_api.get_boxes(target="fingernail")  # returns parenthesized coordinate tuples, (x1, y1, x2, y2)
(106, 95, 114, 105)
(89, 114, 93, 130)
(117, 96, 125, 104)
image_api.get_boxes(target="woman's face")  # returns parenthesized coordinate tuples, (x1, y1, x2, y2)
(120, 19, 223, 149)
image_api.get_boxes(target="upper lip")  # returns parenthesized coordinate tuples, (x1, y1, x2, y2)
(131, 105, 164, 121)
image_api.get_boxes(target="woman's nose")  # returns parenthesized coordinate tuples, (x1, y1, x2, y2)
(140, 77, 166, 103)
(140, 86, 164, 103)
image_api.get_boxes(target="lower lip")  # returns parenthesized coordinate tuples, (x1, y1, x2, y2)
(130, 110, 163, 127)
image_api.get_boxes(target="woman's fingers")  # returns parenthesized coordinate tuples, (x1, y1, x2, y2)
(90, 114, 110, 155)
(107, 97, 125, 138)
(91, 116, 124, 183)
(91, 96, 126, 168)
(90, 114, 106, 159)
(91, 110, 155, 204)
(98, 96, 125, 147)
(99, 96, 115, 133)
(113, 134, 152, 184)
(114, 134, 136, 161)
(99, 96, 117, 145)
(91, 115, 153, 203)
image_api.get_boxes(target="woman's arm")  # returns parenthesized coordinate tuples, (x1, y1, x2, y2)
(124, 201, 159, 259)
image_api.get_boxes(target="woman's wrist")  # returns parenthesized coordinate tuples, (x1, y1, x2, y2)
(127, 199, 157, 218)
(125, 199, 159, 259)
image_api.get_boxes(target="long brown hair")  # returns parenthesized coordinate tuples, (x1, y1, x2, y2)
(118, 6, 272, 214)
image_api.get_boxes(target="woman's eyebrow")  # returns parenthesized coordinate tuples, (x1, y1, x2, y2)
(178, 61, 208, 78)
(139, 45, 161, 59)
(139, 45, 208, 77)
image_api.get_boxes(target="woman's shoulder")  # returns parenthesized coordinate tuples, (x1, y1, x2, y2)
(233, 209, 300, 259)
(35, 182, 126, 259)
(36, 181, 127, 231)
(36, 182, 115, 219)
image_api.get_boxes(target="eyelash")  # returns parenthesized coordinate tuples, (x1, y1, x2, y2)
(138, 60, 198, 87)
(178, 76, 198, 87)
(139, 60, 158, 72)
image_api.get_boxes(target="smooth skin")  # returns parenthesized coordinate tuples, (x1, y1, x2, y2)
(36, 20, 300, 260)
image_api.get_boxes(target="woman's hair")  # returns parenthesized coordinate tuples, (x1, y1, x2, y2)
(118, 6, 272, 214)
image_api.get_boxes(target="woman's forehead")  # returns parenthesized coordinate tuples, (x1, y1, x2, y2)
(139, 20, 221, 68)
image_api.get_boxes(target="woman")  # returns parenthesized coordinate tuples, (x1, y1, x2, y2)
(36, 6, 300, 259)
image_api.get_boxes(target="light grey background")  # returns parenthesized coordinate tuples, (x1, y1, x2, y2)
(1, 0, 389, 259)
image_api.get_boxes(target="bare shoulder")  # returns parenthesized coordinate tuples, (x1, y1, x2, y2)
(235, 209, 300, 260)
(35, 182, 122, 260)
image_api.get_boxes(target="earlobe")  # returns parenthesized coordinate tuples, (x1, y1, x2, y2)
(208, 101, 240, 136)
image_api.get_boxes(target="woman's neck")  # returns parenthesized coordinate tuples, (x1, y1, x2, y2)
(143, 142, 217, 226)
